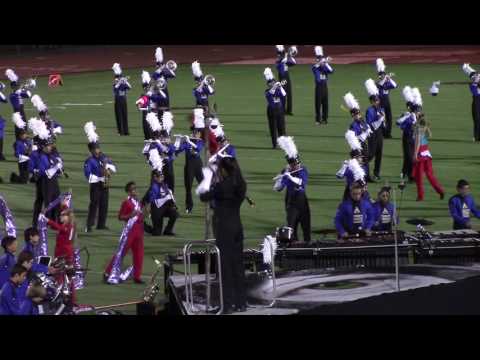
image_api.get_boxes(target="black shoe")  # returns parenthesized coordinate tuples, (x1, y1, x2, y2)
(440, 193, 445, 200)
(373, 175, 381, 182)
(134, 279, 145, 284)
(222, 306, 235, 315)
(96, 226, 110, 230)
(185, 208, 192, 214)
(384, 135, 393, 139)
(163, 231, 176, 236)
(285, 112, 293, 116)
(102, 273, 109, 283)
(235, 305, 247, 313)
(315, 121, 321, 126)
(84, 227, 92, 233)
(0, 155, 6, 161)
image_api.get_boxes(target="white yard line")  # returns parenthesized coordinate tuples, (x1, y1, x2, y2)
(62, 103, 104, 106)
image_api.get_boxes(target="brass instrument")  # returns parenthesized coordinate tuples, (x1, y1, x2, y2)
(166, 60, 177, 72)
(21, 78, 37, 91)
(270, 79, 287, 91)
(288, 46, 298, 57)
(203, 74, 215, 87)
(100, 153, 112, 188)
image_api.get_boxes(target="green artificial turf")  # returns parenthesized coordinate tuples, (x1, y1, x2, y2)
(0, 63, 478, 314)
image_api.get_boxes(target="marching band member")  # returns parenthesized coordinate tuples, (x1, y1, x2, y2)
(396, 86, 421, 182)
(344, 92, 372, 161)
(449, 179, 480, 230)
(264, 67, 286, 149)
(112, 63, 132, 136)
(273, 136, 311, 243)
(192, 61, 215, 113)
(23, 227, 41, 263)
(152, 47, 177, 108)
(159, 111, 176, 192)
(429, 81, 440, 97)
(412, 112, 445, 201)
(197, 157, 248, 313)
(312, 46, 334, 125)
(334, 183, 375, 239)
(207, 116, 224, 155)
(0, 236, 18, 289)
(275, 45, 297, 115)
(375, 59, 397, 139)
(365, 79, 386, 181)
(5, 69, 33, 138)
(336, 149, 369, 200)
(372, 187, 397, 232)
(139, 70, 152, 140)
(0, 82, 7, 160)
(10, 126, 31, 184)
(83, 122, 117, 233)
(104, 181, 145, 285)
(31, 95, 63, 138)
(145, 169, 178, 237)
(0, 264, 28, 315)
(463, 64, 480, 142)
(175, 109, 205, 214)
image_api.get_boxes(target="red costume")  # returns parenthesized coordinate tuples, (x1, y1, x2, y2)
(413, 137, 444, 201)
(105, 197, 144, 281)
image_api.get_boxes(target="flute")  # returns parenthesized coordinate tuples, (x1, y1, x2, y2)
(272, 167, 303, 181)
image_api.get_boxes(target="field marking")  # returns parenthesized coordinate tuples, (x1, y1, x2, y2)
(62, 103, 104, 106)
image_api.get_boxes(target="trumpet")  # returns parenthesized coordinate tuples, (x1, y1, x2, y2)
(165, 60, 177, 72)
(270, 79, 287, 91)
(203, 74, 215, 87)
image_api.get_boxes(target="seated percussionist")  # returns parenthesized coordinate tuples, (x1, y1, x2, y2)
(449, 179, 480, 230)
(334, 182, 374, 238)
(372, 187, 397, 232)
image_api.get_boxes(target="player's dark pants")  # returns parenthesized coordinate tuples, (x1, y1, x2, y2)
(150, 201, 178, 235)
(0, 137, 4, 159)
(141, 111, 152, 140)
(184, 157, 203, 211)
(267, 105, 286, 148)
(32, 177, 43, 227)
(86, 182, 109, 229)
(402, 134, 415, 180)
(285, 192, 311, 243)
(10, 162, 29, 184)
(368, 128, 384, 177)
(163, 161, 175, 193)
(41, 176, 60, 221)
(279, 72, 292, 114)
(380, 95, 393, 137)
(114, 96, 129, 135)
(315, 82, 329, 123)
(453, 222, 471, 230)
(472, 97, 480, 141)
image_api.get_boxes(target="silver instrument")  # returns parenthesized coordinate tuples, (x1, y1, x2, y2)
(272, 167, 303, 181)
(288, 46, 298, 57)
(166, 60, 177, 72)
(203, 74, 215, 87)
(21, 78, 37, 90)
(142, 258, 163, 303)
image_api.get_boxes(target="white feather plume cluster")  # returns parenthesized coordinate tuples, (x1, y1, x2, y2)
(430, 81, 440, 95)
(276, 45, 285, 53)
(84, 122, 99, 144)
(402, 86, 414, 103)
(289, 45, 298, 54)
(28, 117, 50, 140)
(31, 94, 47, 113)
(193, 108, 205, 129)
(262, 235, 277, 265)
(146, 112, 162, 132)
(345, 130, 362, 151)
(12, 113, 26, 129)
(376, 58, 386, 73)
(348, 158, 366, 182)
(148, 148, 164, 172)
(411, 87, 423, 106)
(192, 61, 203, 78)
(463, 63, 476, 76)
(263, 67, 274, 82)
(314, 46, 323, 57)
(365, 79, 379, 96)
(344, 92, 360, 110)
(5, 69, 18, 83)
(141, 70, 151, 85)
(155, 47, 164, 64)
(161, 111, 174, 134)
(112, 63, 122, 76)
(277, 136, 298, 159)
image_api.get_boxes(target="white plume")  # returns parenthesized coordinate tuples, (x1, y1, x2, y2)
(344, 92, 360, 110)
(262, 235, 277, 265)
(348, 158, 366, 182)
(277, 136, 298, 159)
(148, 148, 164, 172)
(146, 112, 162, 132)
(193, 108, 205, 129)
(155, 47, 164, 64)
(161, 111, 174, 134)
(141, 70, 151, 85)
(264, 67, 274, 82)
(345, 130, 362, 151)
(411, 87, 423, 106)
(289, 46, 298, 54)
(276, 45, 285, 53)
(84, 122, 99, 144)
(430, 81, 440, 95)
(402, 86, 414, 103)
(5, 69, 18, 83)
(112, 63, 122, 76)
(192, 61, 203, 78)
(314, 46, 323, 57)
(12, 113, 26, 129)
(28, 117, 50, 140)
(376, 58, 386, 73)
(365, 78, 379, 96)
(463, 63, 476, 76)
(31, 94, 47, 113)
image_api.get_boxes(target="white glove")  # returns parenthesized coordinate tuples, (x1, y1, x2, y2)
(106, 164, 117, 173)
(53, 127, 63, 135)
(195, 167, 214, 195)
(38, 213, 47, 222)
(273, 178, 283, 191)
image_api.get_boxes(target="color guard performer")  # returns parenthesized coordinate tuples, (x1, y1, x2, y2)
(463, 64, 480, 142)
(112, 63, 132, 136)
(449, 179, 480, 230)
(275, 45, 297, 115)
(375, 58, 397, 138)
(312, 46, 334, 125)
(273, 136, 311, 243)
(264, 67, 286, 149)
